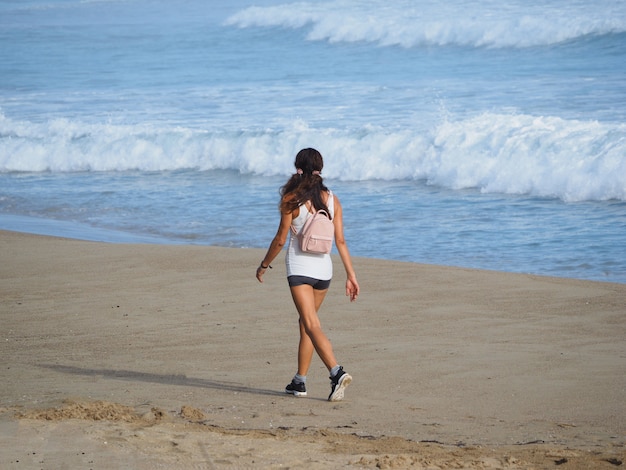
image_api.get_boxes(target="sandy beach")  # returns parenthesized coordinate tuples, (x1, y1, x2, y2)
(1, 229, 624, 469)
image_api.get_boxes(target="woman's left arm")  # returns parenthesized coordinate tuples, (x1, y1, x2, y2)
(332, 195, 360, 301)
(256, 208, 293, 283)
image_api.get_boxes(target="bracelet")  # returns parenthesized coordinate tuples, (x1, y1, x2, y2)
(259, 263, 272, 270)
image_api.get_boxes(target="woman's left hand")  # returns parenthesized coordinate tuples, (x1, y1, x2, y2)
(345, 277, 359, 302)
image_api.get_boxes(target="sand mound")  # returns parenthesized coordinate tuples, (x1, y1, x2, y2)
(17, 400, 141, 422)
(179, 405, 206, 422)
(15, 400, 172, 424)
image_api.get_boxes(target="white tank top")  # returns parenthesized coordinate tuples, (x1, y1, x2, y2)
(285, 191, 334, 280)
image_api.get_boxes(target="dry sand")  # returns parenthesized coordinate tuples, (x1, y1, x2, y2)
(1, 229, 624, 469)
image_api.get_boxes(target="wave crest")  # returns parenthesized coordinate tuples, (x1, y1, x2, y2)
(1, 113, 624, 202)
(225, 1, 626, 48)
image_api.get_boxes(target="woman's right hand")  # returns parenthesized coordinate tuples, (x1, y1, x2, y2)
(256, 265, 267, 283)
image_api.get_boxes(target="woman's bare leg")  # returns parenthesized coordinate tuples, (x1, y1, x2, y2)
(297, 319, 314, 376)
(290, 285, 337, 372)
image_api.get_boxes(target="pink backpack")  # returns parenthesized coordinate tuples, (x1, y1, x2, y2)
(292, 194, 335, 254)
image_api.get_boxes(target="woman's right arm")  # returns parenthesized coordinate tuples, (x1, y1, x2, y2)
(256, 206, 294, 283)
(333, 195, 360, 301)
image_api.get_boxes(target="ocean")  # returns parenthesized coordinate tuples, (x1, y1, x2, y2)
(1, 0, 625, 283)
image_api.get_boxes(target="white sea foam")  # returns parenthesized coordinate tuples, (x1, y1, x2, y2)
(1, 0, 625, 284)
(225, 0, 626, 48)
(2, 112, 624, 202)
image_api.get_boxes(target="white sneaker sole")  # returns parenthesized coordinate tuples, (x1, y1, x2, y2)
(285, 389, 307, 397)
(328, 373, 352, 402)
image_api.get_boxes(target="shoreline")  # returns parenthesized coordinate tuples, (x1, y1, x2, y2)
(1, 215, 624, 286)
(1, 230, 624, 468)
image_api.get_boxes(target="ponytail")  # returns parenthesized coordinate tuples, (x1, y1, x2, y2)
(280, 148, 330, 216)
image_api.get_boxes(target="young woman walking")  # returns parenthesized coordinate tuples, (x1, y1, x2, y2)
(256, 148, 360, 401)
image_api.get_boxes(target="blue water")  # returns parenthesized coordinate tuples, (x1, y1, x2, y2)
(1, 0, 625, 283)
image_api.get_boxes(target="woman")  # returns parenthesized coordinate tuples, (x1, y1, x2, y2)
(256, 148, 360, 402)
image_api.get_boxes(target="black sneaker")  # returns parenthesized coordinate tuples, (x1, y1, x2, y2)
(285, 380, 307, 397)
(328, 367, 352, 402)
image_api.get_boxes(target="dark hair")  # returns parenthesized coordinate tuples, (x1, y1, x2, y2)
(280, 148, 331, 217)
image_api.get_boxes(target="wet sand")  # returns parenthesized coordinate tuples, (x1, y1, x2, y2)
(1, 230, 624, 468)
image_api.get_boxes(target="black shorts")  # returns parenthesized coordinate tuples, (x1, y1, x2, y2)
(287, 275, 331, 290)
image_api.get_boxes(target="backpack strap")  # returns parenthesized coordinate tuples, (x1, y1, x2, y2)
(327, 190, 333, 216)
(290, 203, 308, 236)
(290, 190, 333, 235)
